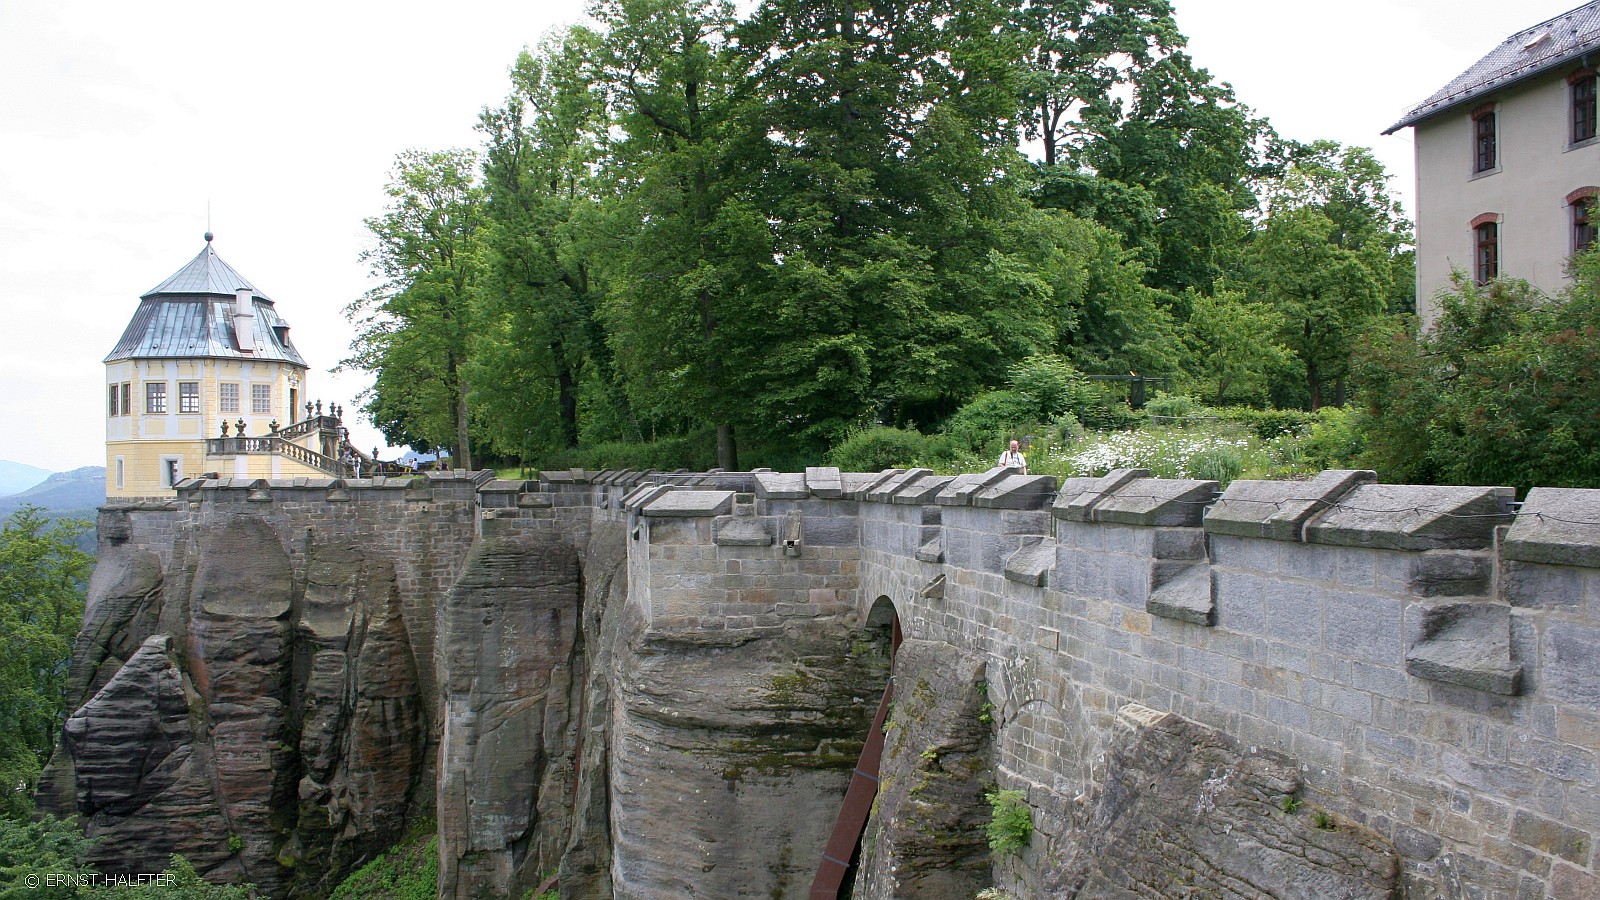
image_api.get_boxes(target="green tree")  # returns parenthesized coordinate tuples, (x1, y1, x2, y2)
(0, 508, 90, 820)
(1012, 0, 1183, 167)
(477, 33, 619, 459)
(1242, 144, 1410, 408)
(343, 149, 485, 468)
(590, 0, 756, 468)
(1180, 288, 1293, 405)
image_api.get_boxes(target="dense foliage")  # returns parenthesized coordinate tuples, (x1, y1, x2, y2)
(344, 0, 1414, 472)
(0, 508, 90, 819)
(1353, 252, 1600, 494)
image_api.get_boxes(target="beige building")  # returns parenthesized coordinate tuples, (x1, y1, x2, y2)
(1386, 1, 1600, 326)
(105, 235, 347, 497)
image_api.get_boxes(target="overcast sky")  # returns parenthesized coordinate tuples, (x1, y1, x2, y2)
(0, 0, 1583, 472)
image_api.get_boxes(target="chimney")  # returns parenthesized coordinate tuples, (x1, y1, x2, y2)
(233, 287, 255, 352)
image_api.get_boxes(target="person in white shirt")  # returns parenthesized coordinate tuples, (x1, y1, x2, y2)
(998, 439, 1027, 474)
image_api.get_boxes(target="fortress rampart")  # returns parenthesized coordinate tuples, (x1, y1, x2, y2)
(52, 466, 1600, 898)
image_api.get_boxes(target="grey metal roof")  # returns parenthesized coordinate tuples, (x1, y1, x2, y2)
(105, 240, 308, 366)
(1386, 1, 1600, 133)
(142, 240, 273, 301)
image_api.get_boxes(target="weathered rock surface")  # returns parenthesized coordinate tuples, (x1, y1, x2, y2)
(282, 547, 426, 896)
(853, 640, 994, 900)
(555, 521, 629, 899)
(41, 512, 434, 898)
(1047, 705, 1401, 899)
(608, 615, 891, 900)
(436, 532, 584, 900)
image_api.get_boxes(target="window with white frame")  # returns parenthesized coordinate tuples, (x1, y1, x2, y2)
(145, 382, 167, 414)
(251, 383, 272, 415)
(179, 381, 200, 414)
(220, 382, 240, 414)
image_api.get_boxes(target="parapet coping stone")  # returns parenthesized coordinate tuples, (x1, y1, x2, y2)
(1204, 470, 1377, 542)
(622, 483, 670, 510)
(1093, 477, 1218, 527)
(848, 469, 904, 500)
(479, 479, 532, 494)
(753, 471, 809, 500)
(1053, 468, 1150, 521)
(936, 467, 1014, 506)
(1306, 484, 1514, 551)
(640, 489, 735, 517)
(839, 472, 878, 498)
(868, 469, 934, 502)
(892, 475, 955, 505)
(973, 474, 1059, 510)
(805, 467, 844, 498)
(1501, 487, 1600, 569)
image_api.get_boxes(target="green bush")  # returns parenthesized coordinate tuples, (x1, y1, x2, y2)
(1354, 258, 1600, 492)
(826, 427, 945, 472)
(1188, 446, 1244, 483)
(942, 391, 1040, 454)
(1301, 406, 1364, 469)
(985, 789, 1032, 857)
(1214, 406, 1315, 440)
(330, 832, 437, 900)
(1142, 392, 1204, 420)
(530, 430, 718, 473)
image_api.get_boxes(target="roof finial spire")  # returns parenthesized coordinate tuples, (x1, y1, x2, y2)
(204, 231, 213, 243)
(205, 201, 212, 245)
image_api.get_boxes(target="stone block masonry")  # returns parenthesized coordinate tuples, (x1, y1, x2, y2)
(51, 466, 1600, 900)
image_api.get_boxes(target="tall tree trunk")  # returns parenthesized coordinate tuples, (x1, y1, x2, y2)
(716, 424, 736, 470)
(455, 375, 473, 471)
(553, 342, 578, 447)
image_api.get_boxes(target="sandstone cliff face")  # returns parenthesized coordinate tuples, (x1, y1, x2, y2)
(436, 531, 584, 899)
(41, 511, 431, 897)
(606, 614, 892, 899)
(853, 640, 994, 900)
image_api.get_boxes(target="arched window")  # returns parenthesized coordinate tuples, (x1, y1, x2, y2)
(1470, 213, 1501, 283)
(1569, 188, 1599, 254)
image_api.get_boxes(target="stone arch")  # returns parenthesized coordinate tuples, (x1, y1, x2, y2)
(864, 595, 902, 658)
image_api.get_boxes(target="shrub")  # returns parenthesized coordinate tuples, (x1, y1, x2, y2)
(1188, 445, 1244, 483)
(330, 832, 437, 900)
(1214, 406, 1315, 440)
(1353, 259, 1600, 492)
(1301, 406, 1364, 469)
(1143, 392, 1204, 420)
(942, 391, 1040, 454)
(826, 427, 942, 472)
(985, 789, 1032, 856)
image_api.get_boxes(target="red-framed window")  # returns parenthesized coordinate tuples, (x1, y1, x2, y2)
(1573, 70, 1597, 144)
(1473, 105, 1498, 173)
(1475, 221, 1499, 284)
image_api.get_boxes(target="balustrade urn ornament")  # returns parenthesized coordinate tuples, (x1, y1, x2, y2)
(316, 400, 323, 417)
(236, 418, 247, 436)
(306, 402, 314, 419)
(220, 420, 230, 437)
(269, 419, 280, 433)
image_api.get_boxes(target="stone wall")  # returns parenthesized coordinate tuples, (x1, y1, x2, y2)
(47, 465, 1600, 899)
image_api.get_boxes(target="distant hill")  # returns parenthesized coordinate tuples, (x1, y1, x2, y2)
(0, 460, 52, 497)
(0, 467, 105, 552)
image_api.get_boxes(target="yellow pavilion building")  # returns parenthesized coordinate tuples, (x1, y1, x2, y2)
(105, 235, 347, 497)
